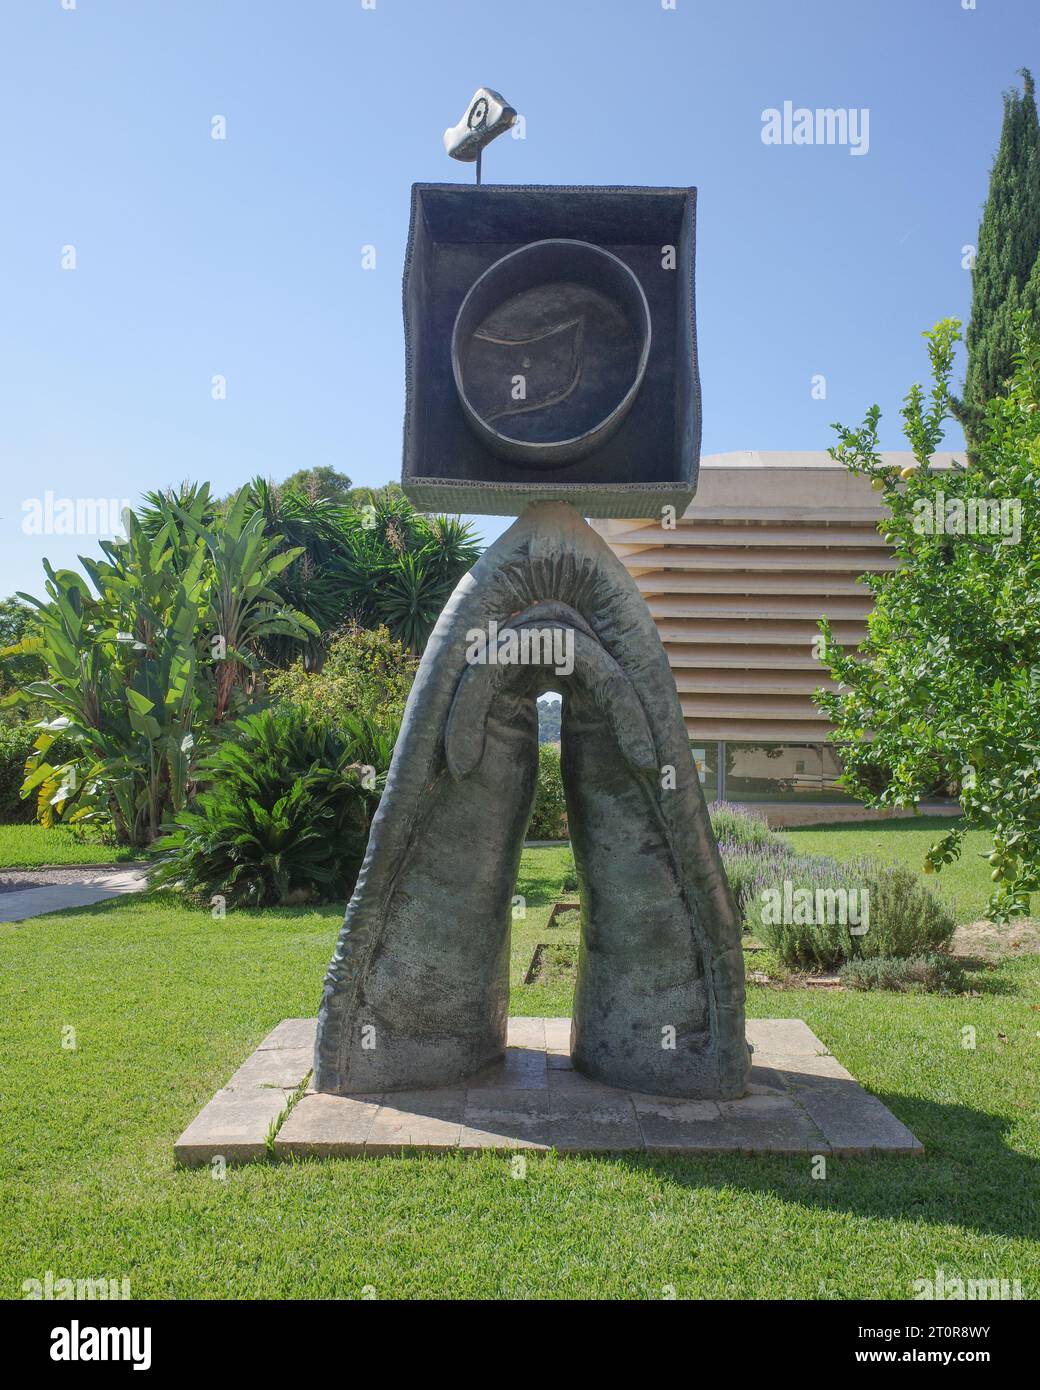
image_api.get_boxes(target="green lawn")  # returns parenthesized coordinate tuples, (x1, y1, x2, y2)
(780, 815, 1028, 925)
(0, 823, 141, 868)
(1, 843, 1037, 1300)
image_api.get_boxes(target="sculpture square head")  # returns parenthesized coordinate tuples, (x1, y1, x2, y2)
(401, 184, 700, 518)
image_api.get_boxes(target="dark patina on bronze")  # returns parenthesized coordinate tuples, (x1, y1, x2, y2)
(451, 239, 651, 469)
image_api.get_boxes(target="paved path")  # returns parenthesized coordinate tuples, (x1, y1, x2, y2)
(0, 869, 148, 923)
(175, 1017, 924, 1165)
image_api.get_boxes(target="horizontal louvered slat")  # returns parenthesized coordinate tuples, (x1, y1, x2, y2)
(683, 720, 838, 742)
(610, 522, 888, 548)
(673, 670, 837, 695)
(613, 546, 896, 572)
(635, 570, 868, 596)
(663, 642, 844, 669)
(655, 620, 866, 645)
(680, 695, 828, 721)
(594, 456, 899, 742)
(647, 594, 872, 621)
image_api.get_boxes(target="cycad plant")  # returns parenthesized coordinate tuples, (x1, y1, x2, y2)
(149, 706, 396, 906)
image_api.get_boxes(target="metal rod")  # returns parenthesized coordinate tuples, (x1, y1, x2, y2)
(476, 148, 482, 186)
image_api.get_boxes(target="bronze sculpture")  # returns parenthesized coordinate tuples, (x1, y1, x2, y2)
(314, 92, 750, 1101)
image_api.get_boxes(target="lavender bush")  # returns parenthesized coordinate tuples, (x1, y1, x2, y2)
(710, 803, 956, 968)
(707, 801, 774, 850)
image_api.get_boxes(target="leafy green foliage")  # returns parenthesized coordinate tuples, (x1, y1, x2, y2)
(266, 623, 416, 731)
(0, 598, 47, 712)
(782, 815, 1015, 924)
(953, 69, 1040, 444)
(279, 466, 353, 504)
(708, 801, 775, 849)
(839, 953, 968, 994)
(815, 318, 1040, 920)
(3, 486, 316, 845)
(149, 706, 395, 907)
(225, 477, 378, 668)
(529, 742, 567, 840)
(142, 480, 481, 657)
(246, 482, 478, 656)
(169, 486, 320, 721)
(346, 506, 480, 653)
(858, 862, 958, 958)
(0, 724, 77, 823)
(559, 851, 578, 894)
(537, 697, 561, 743)
(747, 858, 955, 971)
(711, 808, 956, 967)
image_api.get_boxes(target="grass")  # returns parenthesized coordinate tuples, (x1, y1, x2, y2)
(1, 842, 1038, 1300)
(780, 815, 1028, 925)
(0, 823, 141, 868)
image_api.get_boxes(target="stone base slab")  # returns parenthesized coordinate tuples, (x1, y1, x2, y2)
(174, 1017, 922, 1165)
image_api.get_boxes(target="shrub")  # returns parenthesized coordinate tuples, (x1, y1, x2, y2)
(815, 318, 1040, 920)
(149, 706, 395, 907)
(528, 743, 567, 840)
(0, 723, 40, 822)
(743, 852, 868, 969)
(0, 722, 78, 823)
(717, 838, 800, 916)
(558, 851, 578, 894)
(746, 854, 957, 970)
(6, 487, 318, 845)
(266, 623, 416, 732)
(708, 801, 774, 849)
(839, 953, 967, 994)
(855, 862, 957, 959)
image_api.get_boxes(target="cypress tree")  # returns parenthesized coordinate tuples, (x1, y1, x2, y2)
(954, 69, 1040, 444)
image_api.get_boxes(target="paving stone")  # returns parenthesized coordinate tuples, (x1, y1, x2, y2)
(507, 1017, 546, 1050)
(226, 1046, 313, 1090)
(457, 1128, 550, 1151)
(466, 1046, 547, 1090)
(273, 1092, 382, 1158)
(365, 1090, 466, 1154)
(543, 1016, 572, 1054)
(176, 1017, 924, 1160)
(174, 1086, 289, 1166)
(764, 1053, 856, 1082)
(460, 1087, 550, 1149)
(781, 1074, 924, 1156)
(718, 1092, 803, 1119)
(718, 1094, 830, 1154)
(549, 1097, 642, 1153)
(464, 1085, 549, 1112)
(746, 1018, 827, 1057)
(633, 1096, 737, 1154)
(546, 1067, 621, 1100)
(548, 1082, 632, 1114)
(747, 1064, 788, 1095)
(257, 1018, 317, 1051)
(633, 1096, 722, 1121)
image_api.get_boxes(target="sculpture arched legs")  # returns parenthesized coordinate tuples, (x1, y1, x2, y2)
(314, 503, 749, 1101)
(562, 687, 716, 1096)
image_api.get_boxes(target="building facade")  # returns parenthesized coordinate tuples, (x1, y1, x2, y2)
(594, 450, 960, 824)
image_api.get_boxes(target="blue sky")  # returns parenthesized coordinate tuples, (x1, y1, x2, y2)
(0, 0, 1035, 597)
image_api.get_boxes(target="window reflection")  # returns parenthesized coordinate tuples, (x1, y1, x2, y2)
(690, 744, 719, 801)
(724, 743, 853, 802)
